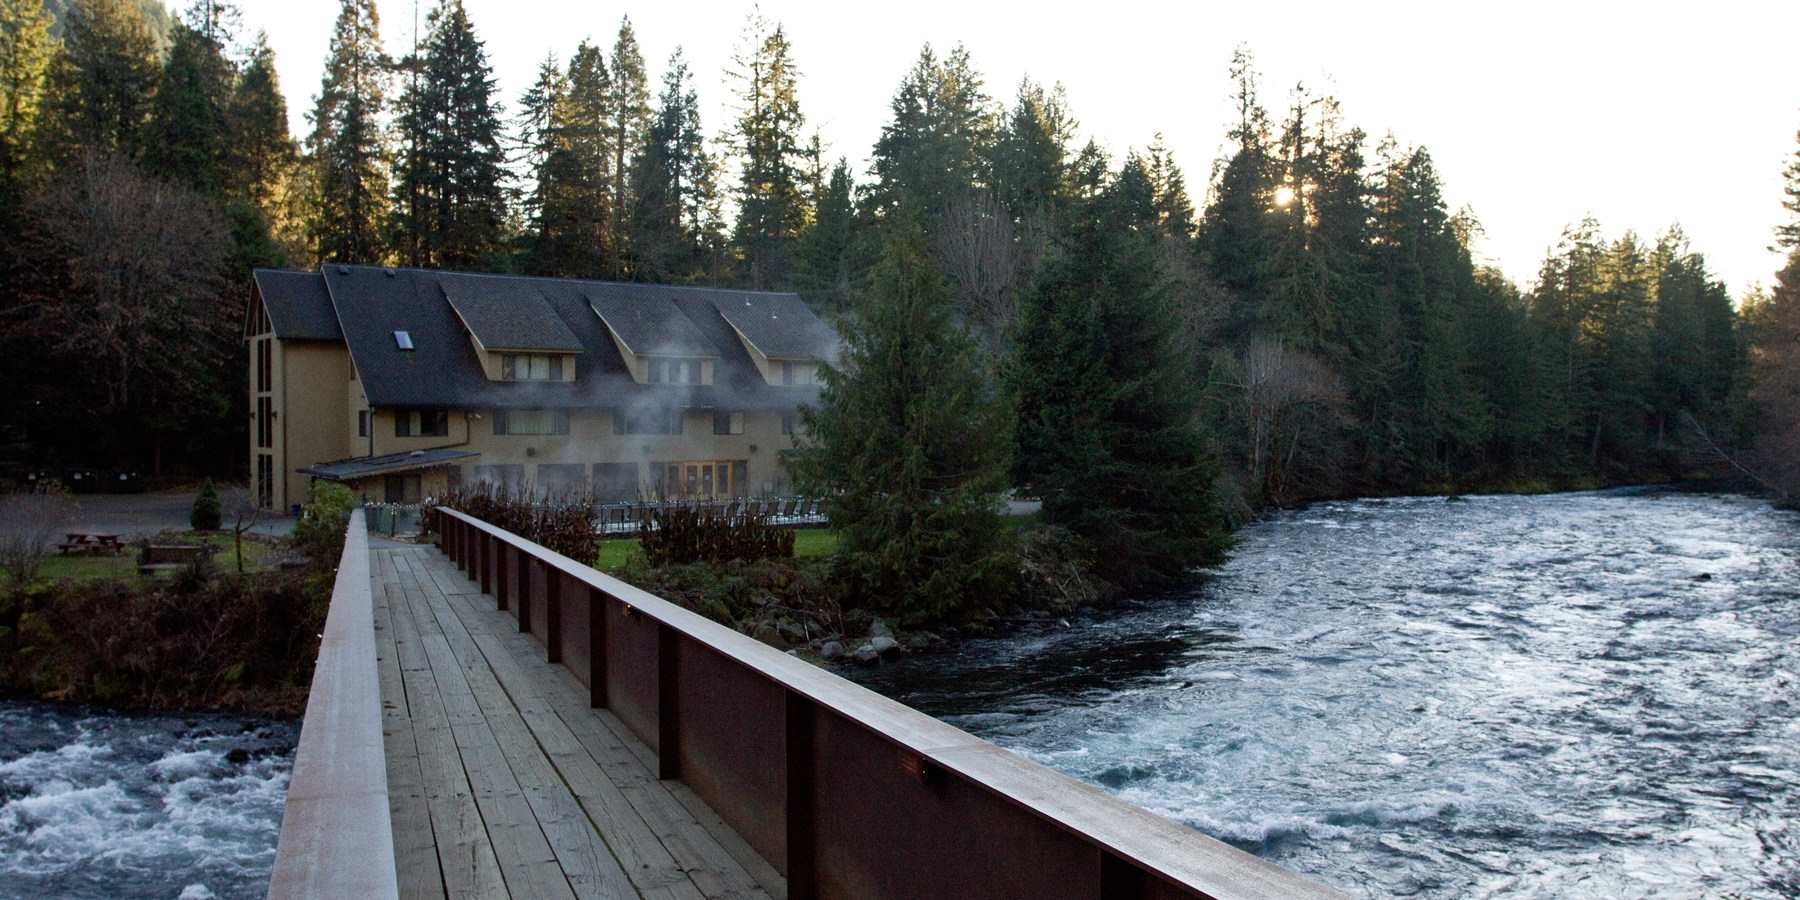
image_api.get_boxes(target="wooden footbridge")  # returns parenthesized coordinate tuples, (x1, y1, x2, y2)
(265, 510, 1348, 899)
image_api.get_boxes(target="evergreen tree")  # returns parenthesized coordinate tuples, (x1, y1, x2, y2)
(606, 16, 648, 278)
(985, 78, 1074, 224)
(40, 0, 160, 163)
(143, 7, 236, 196)
(866, 43, 995, 229)
(1012, 156, 1231, 587)
(1775, 123, 1800, 251)
(1195, 46, 1277, 344)
(1648, 227, 1738, 450)
(628, 46, 719, 283)
(725, 10, 808, 289)
(790, 225, 1014, 618)
(1747, 252, 1800, 502)
(524, 39, 609, 277)
(793, 156, 861, 311)
(304, 0, 389, 265)
(224, 33, 296, 209)
(391, 0, 507, 270)
(0, 0, 55, 197)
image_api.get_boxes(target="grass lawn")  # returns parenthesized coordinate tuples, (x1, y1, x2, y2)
(592, 527, 840, 572)
(35, 532, 277, 581)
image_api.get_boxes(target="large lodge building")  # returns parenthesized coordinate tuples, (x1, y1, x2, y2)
(247, 265, 838, 512)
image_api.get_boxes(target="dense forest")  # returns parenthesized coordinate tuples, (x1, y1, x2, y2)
(2, 0, 1797, 535)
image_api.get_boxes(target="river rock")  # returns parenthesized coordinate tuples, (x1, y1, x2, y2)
(870, 635, 900, 656)
(852, 643, 880, 664)
(820, 640, 846, 661)
(869, 617, 893, 639)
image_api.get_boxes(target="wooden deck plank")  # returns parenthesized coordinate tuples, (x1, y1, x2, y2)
(435, 590, 705, 900)
(406, 566, 641, 900)
(388, 585, 508, 899)
(433, 587, 773, 900)
(380, 544, 785, 900)
(397, 577, 577, 900)
(372, 555, 443, 900)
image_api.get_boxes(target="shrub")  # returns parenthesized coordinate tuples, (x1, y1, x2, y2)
(290, 481, 356, 564)
(0, 567, 328, 713)
(189, 478, 222, 530)
(639, 506, 794, 567)
(429, 481, 601, 564)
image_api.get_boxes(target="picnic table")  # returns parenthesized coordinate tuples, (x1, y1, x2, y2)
(58, 532, 123, 555)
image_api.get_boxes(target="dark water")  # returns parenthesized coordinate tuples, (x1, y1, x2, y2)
(850, 489, 1800, 898)
(0, 703, 296, 899)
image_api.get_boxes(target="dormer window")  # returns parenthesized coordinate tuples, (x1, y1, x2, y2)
(780, 360, 819, 386)
(502, 353, 563, 381)
(647, 357, 708, 385)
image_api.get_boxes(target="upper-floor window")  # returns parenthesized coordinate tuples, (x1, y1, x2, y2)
(780, 360, 819, 386)
(647, 357, 706, 385)
(502, 353, 563, 381)
(616, 406, 683, 435)
(396, 409, 449, 437)
(713, 411, 744, 435)
(494, 408, 569, 436)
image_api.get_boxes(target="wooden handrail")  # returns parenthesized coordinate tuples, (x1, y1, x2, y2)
(437, 507, 1349, 900)
(267, 510, 398, 900)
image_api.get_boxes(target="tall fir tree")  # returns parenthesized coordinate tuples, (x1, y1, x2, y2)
(790, 224, 1015, 618)
(793, 156, 861, 311)
(391, 0, 507, 270)
(866, 43, 995, 229)
(143, 6, 235, 196)
(725, 10, 808, 289)
(1775, 123, 1800, 251)
(0, 0, 54, 198)
(525, 39, 609, 277)
(40, 0, 161, 164)
(305, 0, 389, 265)
(1012, 155, 1231, 587)
(605, 16, 648, 278)
(629, 46, 718, 284)
(985, 78, 1074, 225)
(224, 33, 296, 209)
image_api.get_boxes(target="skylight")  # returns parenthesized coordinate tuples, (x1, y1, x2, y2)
(394, 330, 414, 350)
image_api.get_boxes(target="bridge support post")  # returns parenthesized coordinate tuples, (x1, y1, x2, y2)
(657, 624, 680, 780)
(786, 690, 816, 900)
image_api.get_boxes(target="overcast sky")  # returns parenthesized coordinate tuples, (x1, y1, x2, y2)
(244, 0, 1800, 298)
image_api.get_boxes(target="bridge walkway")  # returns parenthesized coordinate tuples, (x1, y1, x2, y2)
(371, 545, 784, 900)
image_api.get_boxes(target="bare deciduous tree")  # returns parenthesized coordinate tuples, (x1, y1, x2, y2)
(223, 484, 264, 573)
(0, 486, 73, 583)
(10, 151, 233, 468)
(933, 193, 1042, 355)
(1221, 336, 1348, 505)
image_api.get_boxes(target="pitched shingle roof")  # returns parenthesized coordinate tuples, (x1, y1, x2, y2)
(254, 269, 341, 341)
(287, 265, 833, 411)
(708, 291, 840, 361)
(587, 288, 721, 357)
(439, 272, 584, 352)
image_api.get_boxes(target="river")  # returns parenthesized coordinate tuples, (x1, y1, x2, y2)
(850, 488, 1800, 898)
(0, 703, 295, 899)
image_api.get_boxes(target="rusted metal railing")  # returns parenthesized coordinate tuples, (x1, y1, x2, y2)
(438, 507, 1348, 900)
(267, 510, 399, 900)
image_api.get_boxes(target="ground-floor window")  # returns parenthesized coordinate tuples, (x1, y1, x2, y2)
(536, 463, 586, 498)
(471, 464, 527, 491)
(592, 462, 638, 502)
(655, 459, 749, 500)
(384, 473, 422, 503)
(256, 453, 273, 508)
